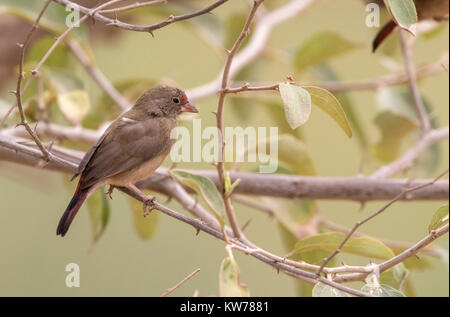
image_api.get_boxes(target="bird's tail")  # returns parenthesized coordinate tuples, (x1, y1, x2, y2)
(57, 182, 91, 237)
(372, 19, 397, 52)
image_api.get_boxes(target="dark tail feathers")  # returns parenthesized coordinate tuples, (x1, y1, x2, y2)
(57, 186, 90, 237)
(372, 20, 397, 53)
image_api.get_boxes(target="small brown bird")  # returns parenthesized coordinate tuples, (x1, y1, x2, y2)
(57, 85, 198, 237)
(372, 0, 449, 52)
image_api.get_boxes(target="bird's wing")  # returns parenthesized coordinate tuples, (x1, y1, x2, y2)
(78, 117, 171, 189)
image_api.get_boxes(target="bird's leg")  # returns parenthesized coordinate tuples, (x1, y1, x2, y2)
(107, 185, 116, 199)
(127, 183, 156, 217)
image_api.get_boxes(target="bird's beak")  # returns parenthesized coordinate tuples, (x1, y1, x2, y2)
(181, 101, 199, 113)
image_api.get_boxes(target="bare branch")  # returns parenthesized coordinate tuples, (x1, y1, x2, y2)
(13, 0, 53, 161)
(1, 133, 448, 201)
(316, 169, 449, 275)
(100, 0, 167, 14)
(334, 224, 449, 283)
(160, 268, 200, 297)
(399, 30, 431, 133)
(66, 39, 131, 111)
(52, 0, 229, 34)
(214, 0, 265, 240)
(187, 0, 315, 101)
(371, 126, 449, 179)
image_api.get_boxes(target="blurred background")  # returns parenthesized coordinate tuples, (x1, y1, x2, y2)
(0, 0, 448, 296)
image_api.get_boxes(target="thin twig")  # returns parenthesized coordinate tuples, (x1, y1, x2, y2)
(53, 0, 229, 35)
(316, 169, 449, 276)
(318, 217, 442, 258)
(371, 126, 449, 179)
(31, 0, 127, 77)
(161, 268, 200, 297)
(100, 0, 167, 14)
(13, 0, 53, 161)
(399, 30, 431, 133)
(334, 223, 449, 283)
(214, 0, 264, 240)
(187, 0, 315, 101)
(66, 39, 131, 111)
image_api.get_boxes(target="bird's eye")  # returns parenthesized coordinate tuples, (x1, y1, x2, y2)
(172, 97, 180, 104)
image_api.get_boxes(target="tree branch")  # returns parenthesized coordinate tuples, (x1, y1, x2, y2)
(187, 0, 315, 101)
(66, 39, 131, 111)
(214, 0, 265, 240)
(399, 30, 431, 133)
(0, 134, 447, 201)
(316, 169, 449, 275)
(52, 0, 229, 35)
(371, 126, 449, 179)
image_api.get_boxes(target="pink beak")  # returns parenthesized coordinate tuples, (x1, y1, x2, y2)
(181, 101, 199, 113)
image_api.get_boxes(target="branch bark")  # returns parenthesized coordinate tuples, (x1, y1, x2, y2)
(0, 134, 448, 201)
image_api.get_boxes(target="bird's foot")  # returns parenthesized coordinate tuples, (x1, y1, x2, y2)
(142, 195, 156, 217)
(107, 185, 116, 199)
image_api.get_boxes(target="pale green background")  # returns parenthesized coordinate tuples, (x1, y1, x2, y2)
(0, 0, 448, 296)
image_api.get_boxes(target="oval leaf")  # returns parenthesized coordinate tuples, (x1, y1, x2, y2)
(429, 204, 449, 233)
(294, 32, 360, 72)
(86, 190, 110, 244)
(361, 283, 405, 297)
(278, 83, 311, 130)
(384, 0, 418, 34)
(128, 196, 159, 241)
(292, 232, 396, 261)
(303, 86, 353, 138)
(219, 257, 250, 297)
(57, 90, 90, 125)
(170, 170, 225, 225)
(312, 282, 351, 297)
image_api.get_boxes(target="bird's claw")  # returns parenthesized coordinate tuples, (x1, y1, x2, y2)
(143, 196, 156, 217)
(107, 185, 116, 199)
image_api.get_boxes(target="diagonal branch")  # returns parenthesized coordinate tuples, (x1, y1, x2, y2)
(66, 39, 131, 111)
(52, 0, 229, 35)
(399, 30, 431, 133)
(371, 126, 449, 179)
(316, 169, 449, 276)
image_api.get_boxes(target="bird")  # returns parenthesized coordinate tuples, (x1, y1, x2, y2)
(57, 85, 198, 237)
(371, 0, 449, 52)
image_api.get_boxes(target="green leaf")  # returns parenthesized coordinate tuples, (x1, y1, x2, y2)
(384, 0, 418, 34)
(312, 64, 368, 147)
(45, 70, 91, 125)
(267, 198, 318, 240)
(429, 204, 449, 232)
(26, 37, 70, 69)
(86, 190, 110, 244)
(278, 83, 311, 130)
(170, 170, 225, 226)
(128, 196, 159, 241)
(361, 283, 406, 297)
(373, 87, 421, 163)
(278, 134, 316, 176)
(303, 86, 352, 138)
(312, 282, 351, 297)
(219, 256, 250, 297)
(57, 90, 90, 125)
(373, 111, 418, 162)
(292, 232, 396, 262)
(294, 32, 360, 72)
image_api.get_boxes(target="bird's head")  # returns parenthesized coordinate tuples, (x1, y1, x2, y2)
(134, 85, 198, 118)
